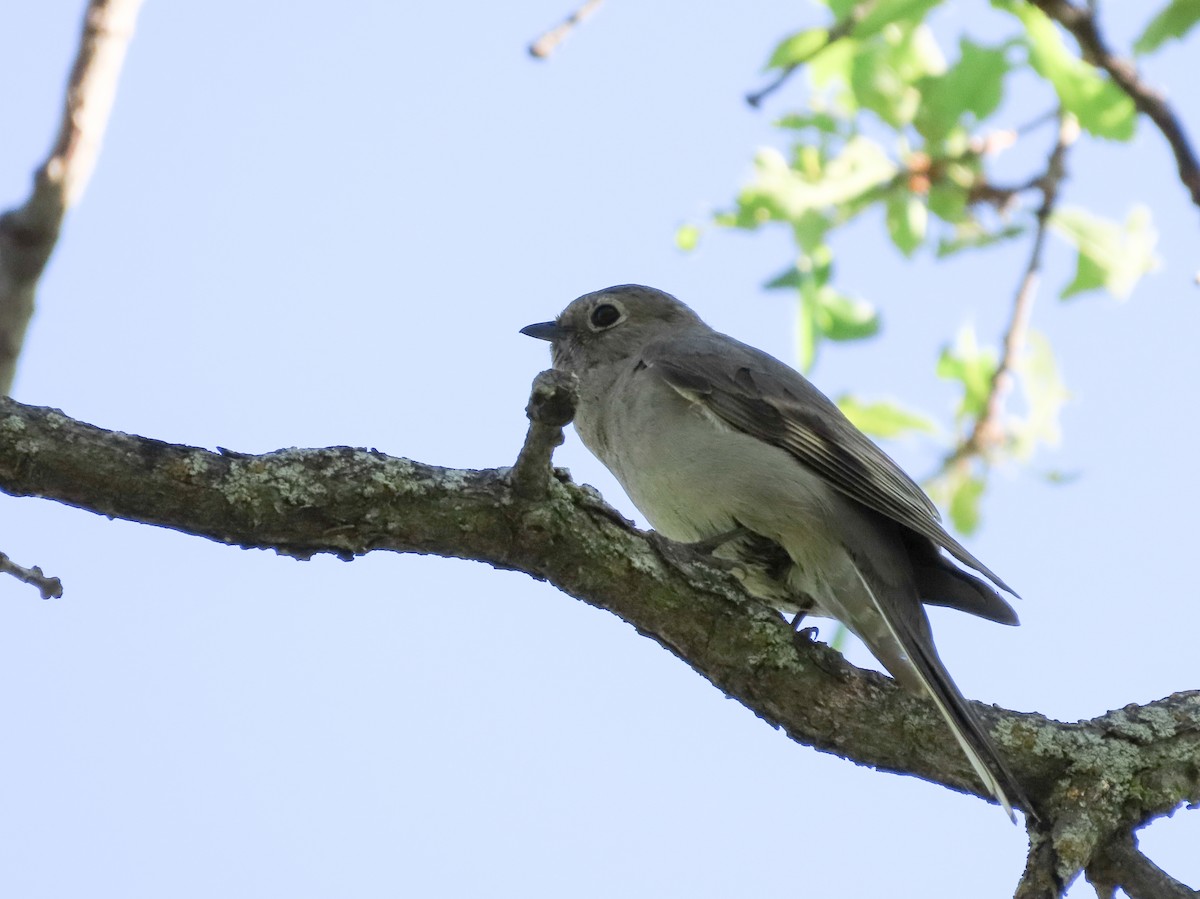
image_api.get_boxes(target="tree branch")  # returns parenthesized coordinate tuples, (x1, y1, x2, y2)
(746, 0, 880, 108)
(528, 0, 605, 59)
(951, 114, 1076, 464)
(0, 0, 143, 395)
(511, 369, 578, 500)
(1025, 0, 1200, 210)
(2, 390, 1200, 892)
(1015, 829, 1067, 899)
(1086, 831, 1200, 898)
(0, 549, 63, 599)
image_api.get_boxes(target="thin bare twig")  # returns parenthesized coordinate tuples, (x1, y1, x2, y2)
(0, 0, 143, 395)
(951, 114, 1077, 463)
(0, 550, 63, 599)
(1016, 107, 1063, 137)
(1026, 0, 1200, 210)
(528, 0, 605, 59)
(746, 66, 804, 110)
(746, 0, 880, 107)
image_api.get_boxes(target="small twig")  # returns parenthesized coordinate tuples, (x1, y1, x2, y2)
(1016, 107, 1063, 137)
(1026, 0, 1200, 210)
(951, 114, 1077, 463)
(967, 174, 1043, 211)
(511, 369, 579, 500)
(0, 0, 144, 395)
(0, 551, 63, 599)
(1086, 831, 1200, 899)
(745, 0, 880, 107)
(746, 65, 803, 109)
(528, 0, 605, 59)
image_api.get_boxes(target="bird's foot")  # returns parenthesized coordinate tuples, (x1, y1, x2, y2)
(788, 602, 820, 647)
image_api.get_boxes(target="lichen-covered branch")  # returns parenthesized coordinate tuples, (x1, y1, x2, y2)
(1015, 830, 1066, 899)
(0, 0, 143, 395)
(511, 369, 579, 500)
(2, 390, 1199, 895)
(1086, 831, 1200, 899)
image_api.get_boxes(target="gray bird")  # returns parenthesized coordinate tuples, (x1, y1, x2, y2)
(521, 284, 1030, 819)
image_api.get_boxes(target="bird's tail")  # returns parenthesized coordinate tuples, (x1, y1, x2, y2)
(845, 568, 1032, 822)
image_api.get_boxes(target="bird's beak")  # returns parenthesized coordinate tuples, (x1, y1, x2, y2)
(520, 321, 564, 341)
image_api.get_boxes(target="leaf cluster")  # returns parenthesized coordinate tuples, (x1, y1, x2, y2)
(680, 0, 1186, 531)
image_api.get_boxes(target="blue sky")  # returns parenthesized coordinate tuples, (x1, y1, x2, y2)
(1, 2, 1198, 897)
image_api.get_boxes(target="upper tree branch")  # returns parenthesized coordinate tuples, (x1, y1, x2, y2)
(746, 0, 880, 108)
(951, 114, 1076, 464)
(0, 0, 143, 395)
(528, 0, 605, 59)
(1025, 0, 1200, 210)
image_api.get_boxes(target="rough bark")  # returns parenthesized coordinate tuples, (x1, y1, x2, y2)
(1, 390, 1198, 897)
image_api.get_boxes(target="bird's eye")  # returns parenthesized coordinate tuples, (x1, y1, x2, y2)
(589, 303, 623, 329)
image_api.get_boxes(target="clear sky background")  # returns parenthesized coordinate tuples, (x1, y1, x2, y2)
(1, 2, 1198, 897)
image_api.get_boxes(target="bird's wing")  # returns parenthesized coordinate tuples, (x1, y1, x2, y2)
(641, 333, 1016, 596)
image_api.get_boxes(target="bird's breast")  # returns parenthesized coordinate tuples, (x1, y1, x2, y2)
(575, 368, 838, 551)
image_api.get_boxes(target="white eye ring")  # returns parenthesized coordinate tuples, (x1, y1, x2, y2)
(588, 300, 625, 331)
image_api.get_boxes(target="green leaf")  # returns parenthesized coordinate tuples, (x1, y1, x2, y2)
(936, 326, 997, 420)
(768, 28, 832, 69)
(948, 473, 985, 535)
(936, 222, 1025, 256)
(764, 266, 803, 290)
(850, 49, 912, 127)
(675, 223, 700, 252)
(828, 623, 850, 652)
(849, 23, 946, 127)
(837, 395, 937, 438)
(824, 0, 859, 20)
(793, 210, 834, 252)
(915, 39, 1010, 142)
(734, 139, 898, 226)
(797, 282, 819, 373)
(808, 38, 859, 112)
(764, 248, 833, 293)
(854, 0, 945, 39)
(813, 287, 880, 341)
(776, 111, 843, 134)
(927, 179, 968, 223)
(1011, 330, 1069, 459)
(1061, 251, 1107, 297)
(1050, 205, 1159, 299)
(1007, 2, 1136, 140)
(1134, 0, 1200, 54)
(885, 191, 927, 255)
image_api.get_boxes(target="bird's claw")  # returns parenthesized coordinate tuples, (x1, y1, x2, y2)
(793, 626, 820, 645)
